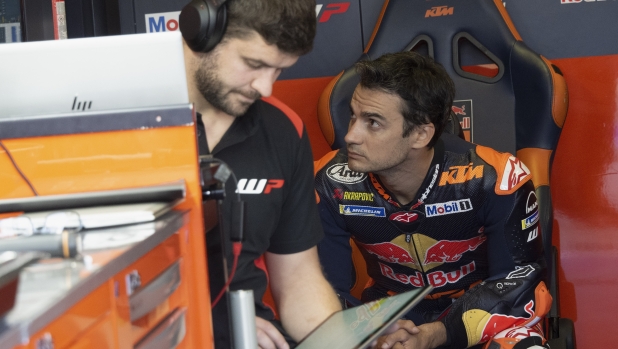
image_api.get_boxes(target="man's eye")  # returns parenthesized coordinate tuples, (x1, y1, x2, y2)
(246, 61, 262, 69)
(370, 119, 380, 127)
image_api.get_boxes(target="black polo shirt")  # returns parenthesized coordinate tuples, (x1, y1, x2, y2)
(197, 97, 324, 347)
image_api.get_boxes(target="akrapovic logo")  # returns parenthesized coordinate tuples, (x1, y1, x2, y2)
(425, 199, 472, 218)
(236, 179, 284, 194)
(326, 163, 367, 184)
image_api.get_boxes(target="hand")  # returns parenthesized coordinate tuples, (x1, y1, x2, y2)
(372, 320, 447, 349)
(256, 317, 290, 349)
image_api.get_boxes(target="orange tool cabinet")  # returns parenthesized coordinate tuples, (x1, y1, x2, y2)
(0, 105, 214, 348)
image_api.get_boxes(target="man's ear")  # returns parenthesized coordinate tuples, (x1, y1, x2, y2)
(410, 124, 435, 149)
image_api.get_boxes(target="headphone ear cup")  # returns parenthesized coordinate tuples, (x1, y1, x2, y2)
(180, 0, 227, 53)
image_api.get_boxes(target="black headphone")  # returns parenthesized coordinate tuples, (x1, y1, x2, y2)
(179, 0, 229, 53)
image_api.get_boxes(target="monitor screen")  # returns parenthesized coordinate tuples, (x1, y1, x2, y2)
(0, 32, 188, 120)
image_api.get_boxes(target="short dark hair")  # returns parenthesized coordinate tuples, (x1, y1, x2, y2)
(355, 52, 455, 147)
(224, 0, 317, 56)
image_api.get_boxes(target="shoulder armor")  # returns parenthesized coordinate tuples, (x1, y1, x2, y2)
(476, 145, 532, 195)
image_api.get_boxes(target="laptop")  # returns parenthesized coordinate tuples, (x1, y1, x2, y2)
(0, 31, 188, 120)
(296, 286, 433, 349)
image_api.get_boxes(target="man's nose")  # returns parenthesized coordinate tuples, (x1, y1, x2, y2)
(344, 119, 362, 145)
(250, 69, 278, 98)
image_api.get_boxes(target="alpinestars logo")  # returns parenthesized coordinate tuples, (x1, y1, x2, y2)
(500, 156, 530, 191)
(236, 179, 284, 194)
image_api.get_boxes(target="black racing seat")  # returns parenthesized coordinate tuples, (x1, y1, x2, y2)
(317, 0, 573, 347)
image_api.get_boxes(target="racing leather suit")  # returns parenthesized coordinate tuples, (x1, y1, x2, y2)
(314, 134, 552, 349)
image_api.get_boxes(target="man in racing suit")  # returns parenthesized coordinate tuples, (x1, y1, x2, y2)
(314, 52, 551, 349)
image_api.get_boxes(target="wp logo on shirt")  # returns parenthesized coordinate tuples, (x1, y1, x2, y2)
(236, 179, 284, 194)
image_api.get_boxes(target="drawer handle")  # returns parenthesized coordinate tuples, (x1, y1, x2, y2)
(134, 307, 186, 349)
(129, 260, 181, 322)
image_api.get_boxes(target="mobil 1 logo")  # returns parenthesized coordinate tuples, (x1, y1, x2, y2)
(425, 199, 473, 218)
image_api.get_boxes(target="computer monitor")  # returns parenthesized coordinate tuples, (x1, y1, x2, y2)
(0, 32, 188, 120)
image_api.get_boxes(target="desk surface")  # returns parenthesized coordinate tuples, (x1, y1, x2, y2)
(0, 210, 186, 348)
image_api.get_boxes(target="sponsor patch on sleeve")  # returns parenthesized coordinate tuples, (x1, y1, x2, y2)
(475, 146, 532, 195)
(499, 156, 531, 193)
(339, 204, 385, 217)
(521, 210, 539, 230)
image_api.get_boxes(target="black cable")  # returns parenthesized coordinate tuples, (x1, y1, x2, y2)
(200, 156, 245, 306)
(0, 140, 39, 196)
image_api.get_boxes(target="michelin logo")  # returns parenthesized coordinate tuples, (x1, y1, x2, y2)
(521, 210, 539, 229)
(425, 199, 472, 218)
(339, 205, 385, 217)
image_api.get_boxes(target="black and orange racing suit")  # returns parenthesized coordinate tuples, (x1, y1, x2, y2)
(314, 133, 552, 349)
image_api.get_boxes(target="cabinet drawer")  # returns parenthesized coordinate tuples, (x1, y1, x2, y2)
(66, 314, 116, 349)
(115, 233, 181, 299)
(29, 281, 112, 349)
(134, 308, 187, 349)
(130, 259, 185, 343)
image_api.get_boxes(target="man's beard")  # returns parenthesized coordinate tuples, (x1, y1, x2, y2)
(194, 58, 261, 117)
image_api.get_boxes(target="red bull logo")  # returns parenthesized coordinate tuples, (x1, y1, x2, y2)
(379, 263, 425, 287)
(357, 241, 417, 265)
(380, 261, 476, 288)
(452, 100, 473, 142)
(424, 235, 486, 264)
(452, 105, 466, 115)
(427, 261, 476, 287)
(479, 301, 535, 342)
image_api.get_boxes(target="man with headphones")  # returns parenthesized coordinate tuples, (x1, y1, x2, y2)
(179, 0, 341, 348)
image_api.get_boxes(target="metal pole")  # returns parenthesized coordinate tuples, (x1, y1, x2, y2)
(229, 289, 258, 349)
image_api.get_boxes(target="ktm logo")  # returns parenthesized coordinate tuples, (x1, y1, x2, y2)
(315, 2, 350, 23)
(439, 164, 484, 186)
(425, 6, 454, 18)
(236, 179, 284, 194)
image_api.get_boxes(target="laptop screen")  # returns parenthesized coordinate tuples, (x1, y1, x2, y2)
(296, 286, 433, 349)
(0, 32, 188, 120)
